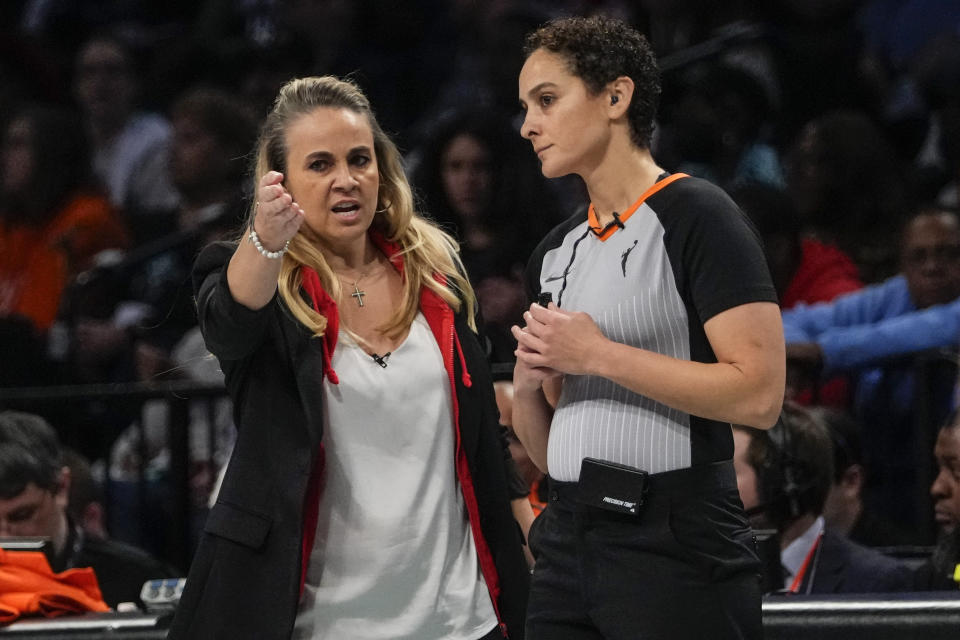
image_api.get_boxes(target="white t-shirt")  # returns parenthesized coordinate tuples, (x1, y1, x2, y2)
(293, 313, 497, 640)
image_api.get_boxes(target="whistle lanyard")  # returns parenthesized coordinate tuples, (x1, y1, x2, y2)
(788, 532, 824, 594)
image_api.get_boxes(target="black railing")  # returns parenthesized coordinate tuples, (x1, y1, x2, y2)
(2, 593, 960, 638)
(0, 380, 228, 572)
(762, 592, 960, 639)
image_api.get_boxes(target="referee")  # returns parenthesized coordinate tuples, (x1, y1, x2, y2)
(512, 15, 785, 640)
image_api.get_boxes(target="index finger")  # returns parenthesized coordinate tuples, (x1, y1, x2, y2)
(528, 302, 564, 322)
(259, 171, 285, 189)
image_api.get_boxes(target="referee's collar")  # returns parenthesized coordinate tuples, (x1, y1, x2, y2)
(586, 172, 688, 241)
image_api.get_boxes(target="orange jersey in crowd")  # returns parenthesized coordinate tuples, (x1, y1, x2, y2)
(0, 193, 128, 330)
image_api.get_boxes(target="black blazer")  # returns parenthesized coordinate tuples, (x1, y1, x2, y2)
(168, 242, 528, 639)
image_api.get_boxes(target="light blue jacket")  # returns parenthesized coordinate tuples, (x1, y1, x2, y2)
(782, 275, 960, 375)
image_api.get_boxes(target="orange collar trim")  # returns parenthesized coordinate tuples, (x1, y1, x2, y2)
(587, 173, 689, 241)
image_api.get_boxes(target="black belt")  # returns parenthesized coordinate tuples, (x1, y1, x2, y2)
(548, 460, 736, 507)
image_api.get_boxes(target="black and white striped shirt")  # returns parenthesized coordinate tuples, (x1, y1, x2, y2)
(524, 173, 776, 481)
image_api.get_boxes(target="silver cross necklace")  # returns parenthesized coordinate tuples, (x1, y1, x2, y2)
(339, 273, 368, 307)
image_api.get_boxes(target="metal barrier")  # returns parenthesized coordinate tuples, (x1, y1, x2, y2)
(2, 593, 960, 638)
(0, 612, 171, 639)
(763, 592, 960, 639)
(0, 381, 228, 572)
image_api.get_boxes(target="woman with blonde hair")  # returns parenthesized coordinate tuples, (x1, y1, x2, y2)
(168, 76, 529, 640)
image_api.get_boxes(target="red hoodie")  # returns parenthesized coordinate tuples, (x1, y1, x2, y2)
(783, 238, 863, 408)
(781, 238, 862, 310)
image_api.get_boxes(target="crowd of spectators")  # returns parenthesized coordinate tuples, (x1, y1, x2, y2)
(1, 0, 960, 584)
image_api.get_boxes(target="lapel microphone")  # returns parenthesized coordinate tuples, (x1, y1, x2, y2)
(589, 211, 625, 236)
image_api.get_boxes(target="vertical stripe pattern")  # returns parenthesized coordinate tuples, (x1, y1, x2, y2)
(538, 205, 692, 480)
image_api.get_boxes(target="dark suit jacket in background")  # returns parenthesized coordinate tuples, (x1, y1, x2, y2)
(804, 530, 916, 594)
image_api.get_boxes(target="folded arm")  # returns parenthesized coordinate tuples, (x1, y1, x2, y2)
(515, 301, 785, 429)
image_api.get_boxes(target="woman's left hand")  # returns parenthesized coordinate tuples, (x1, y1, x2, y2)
(513, 302, 605, 376)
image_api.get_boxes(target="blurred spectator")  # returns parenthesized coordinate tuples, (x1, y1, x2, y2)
(410, 109, 564, 361)
(931, 409, 960, 533)
(61, 447, 108, 541)
(106, 326, 235, 558)
(733, 184, 862, 407)
(856, 1, 960, 164)
(0, 104, 128, 388)
(496, 377, 547, 520)
(220, 35, 314, 118)
(782, 206, 960, 533)
(916, 409, 960, 589)
(658, 60, 784, 192)
(784, 109, 907, 283)
(125, 86, 254, 354)
(64, 86, 253, 386)
(490, 364, 540, 568)
(732, 404, 916, 594)
(0, 410, 176, 608)
(731, 184, 862, 310)
(422, 2, 555, 130)
(814, 406, 912, 547)
(758, 0, 875, 145)
(73, 34, 179, 245)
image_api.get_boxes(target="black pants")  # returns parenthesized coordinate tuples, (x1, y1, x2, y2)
(526, 461, 762, 640)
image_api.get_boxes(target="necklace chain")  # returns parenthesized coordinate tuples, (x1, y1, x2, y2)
(336, 269, 369, 286)
(335, 267, 376, 308)
(333, 259, 388, 308)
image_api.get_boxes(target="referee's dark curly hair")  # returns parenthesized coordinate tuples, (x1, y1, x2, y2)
(523, 15, 660, 150)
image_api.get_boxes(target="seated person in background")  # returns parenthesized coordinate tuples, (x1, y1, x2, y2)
(491, 364, 541, 568)
(658, 60, 785, 193)
(73, 34, 179, 245)
(783, 206, 960, 533)
(0, 105, 128, 384)
(783, 109, 906, 283)
(732, 403, 916, 594)
(409, 109, 564, 363)
(814, 406, 912, 547)
(918, 410, 960, 590)
(0, 411, 176, 608)
(61, 447, 108, 541)
(732, 183, 862, 408)
(491, 363, 546, 517)
(730, 184, 862, 311)
(65, 87, 255, 388)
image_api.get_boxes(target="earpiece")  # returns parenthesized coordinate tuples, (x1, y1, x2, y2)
(610, 95, 619, 105)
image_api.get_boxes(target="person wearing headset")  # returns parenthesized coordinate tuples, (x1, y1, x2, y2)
(732, 403, 915, 594)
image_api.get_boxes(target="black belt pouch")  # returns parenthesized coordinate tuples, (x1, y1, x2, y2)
(576, 457, 649, 516)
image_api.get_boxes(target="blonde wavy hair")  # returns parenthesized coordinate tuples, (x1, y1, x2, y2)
(245, 76, 477, 338)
